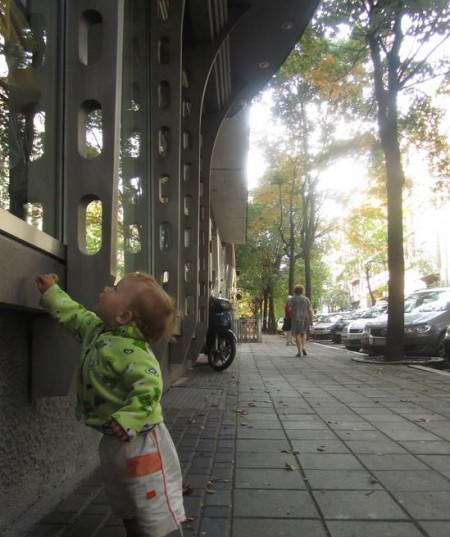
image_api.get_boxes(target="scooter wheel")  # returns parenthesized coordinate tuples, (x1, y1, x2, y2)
(207, 335, 236, 371)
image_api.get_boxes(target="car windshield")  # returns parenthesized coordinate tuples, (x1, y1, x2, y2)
(405, 290, 450, 313)
(415, 295, 450, 313)
(325, 314, 342, 323)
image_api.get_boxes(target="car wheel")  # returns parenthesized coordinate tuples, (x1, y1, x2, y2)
(437, 333, 446, 358)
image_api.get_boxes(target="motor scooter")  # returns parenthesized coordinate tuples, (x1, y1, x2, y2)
(203, 296, 237, 371)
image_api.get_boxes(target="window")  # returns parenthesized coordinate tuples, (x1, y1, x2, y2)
(0, 1, 62, 240)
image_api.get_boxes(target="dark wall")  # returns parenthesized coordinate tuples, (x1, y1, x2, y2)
(0, 310, 98, 532)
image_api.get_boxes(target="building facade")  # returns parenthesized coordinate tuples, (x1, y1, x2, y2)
(0, 0, 318, 531)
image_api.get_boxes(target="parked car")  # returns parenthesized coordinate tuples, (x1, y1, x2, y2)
(330, 310, 366, 343)
(277, 317, 285, 333)
(341, 307, 387, 351)
(310, 313, 343, 339)
(444, 324, 450, 358)
(362, 288, 450, 357)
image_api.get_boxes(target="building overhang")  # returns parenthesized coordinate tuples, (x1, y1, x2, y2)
(187, 0, 320, 244)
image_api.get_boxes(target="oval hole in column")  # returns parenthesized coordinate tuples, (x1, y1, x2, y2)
(161, 270, 170, 291)
(159, 175, 170, 203)
(81, 196, 102, 255)
(158, 127, 170, 156)
(158, 81, 171, 109)
(158, 36, 170, 64)
(79, 10, 103, 65)
(80, 100, 103, 158)
(185, 295, 194, 316)
(159, 222, 170, 251)
(184, 261, 192, 282)
(184, 195, 191, 216)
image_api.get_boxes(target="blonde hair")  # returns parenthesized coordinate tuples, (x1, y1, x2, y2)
(124, 272, 176, 343)
(294, 284, 305, 295)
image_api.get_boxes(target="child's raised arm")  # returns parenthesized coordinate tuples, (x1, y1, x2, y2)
(35, 273, 59, 294)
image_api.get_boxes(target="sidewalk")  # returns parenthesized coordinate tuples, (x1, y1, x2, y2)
(20, 336, 450, 537)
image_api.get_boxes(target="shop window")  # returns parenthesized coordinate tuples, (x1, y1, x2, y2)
(29, 110, 45, 161)
(23, 202, 43, 230)
(125, 224, 141, 253)
(123, 176, 142, 205)
(0, 1, 60, 240)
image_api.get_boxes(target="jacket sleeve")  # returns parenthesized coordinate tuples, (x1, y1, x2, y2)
(106, 343, 163, 438)
(40, 284, 103, 346)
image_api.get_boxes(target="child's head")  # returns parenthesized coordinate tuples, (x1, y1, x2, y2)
(95, 272, 176, 342)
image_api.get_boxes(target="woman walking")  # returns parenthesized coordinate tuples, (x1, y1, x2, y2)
(291, 284, 313, 357)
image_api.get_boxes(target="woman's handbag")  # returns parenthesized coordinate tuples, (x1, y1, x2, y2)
(282, 317, 291, 331)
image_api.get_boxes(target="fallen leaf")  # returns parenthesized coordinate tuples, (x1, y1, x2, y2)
(284, 462, 298, 471)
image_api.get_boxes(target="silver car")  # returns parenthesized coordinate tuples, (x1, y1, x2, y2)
(362, 288, 450, 357)
(341, 307, 386, 351)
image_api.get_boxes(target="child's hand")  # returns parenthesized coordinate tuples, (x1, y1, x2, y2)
(107, 416, 129, 442)
(34, 273, 59, 294)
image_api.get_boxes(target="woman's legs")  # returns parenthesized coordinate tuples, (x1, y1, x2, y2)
(301, 333, 307, 355)
(295, 333, 303, 356)
(286, 329, 293, 345)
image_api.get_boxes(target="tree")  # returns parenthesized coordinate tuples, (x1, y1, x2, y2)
(315, 0, 450, 360)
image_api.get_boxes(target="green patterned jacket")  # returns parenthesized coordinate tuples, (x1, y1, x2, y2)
(41, 284, 164, 439)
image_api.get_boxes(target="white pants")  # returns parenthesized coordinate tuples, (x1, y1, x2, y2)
(99, 423, 185, 537)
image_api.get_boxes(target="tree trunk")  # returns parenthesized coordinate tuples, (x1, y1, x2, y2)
(304, 248, 312, 300)
(367, 4, 405, 361)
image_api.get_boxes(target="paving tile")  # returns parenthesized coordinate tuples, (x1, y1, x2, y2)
(418, 454, 450, 472)
(298, 454, 365, 470)
(357, 454, 429, 470)
(235, 439, 290, 453)
(391, 491, 450, 519)
(399, 441, 450, 454)
(326, 520, 424, 537)
(235, 451, 299, 469)
(418, 521, 450, 537)
(199, 517, 229, 537)
(284, 429, 339, 440)
(63, 513, 106, 536)
(233, 490, 319, 518)
(314, 490, 408, 520)
(236, 428, 285, 439)
(233, 518, 328, 537)
(343, 440, 408, 454)
(333, 430, 391, 441)
(304, 470, 382, 490)
(235, 468, 307, 489)
(290, 439, 350, 453)
(372, 470, 450, 491)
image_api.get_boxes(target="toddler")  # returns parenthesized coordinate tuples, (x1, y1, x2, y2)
(35, 272, 185, 537)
